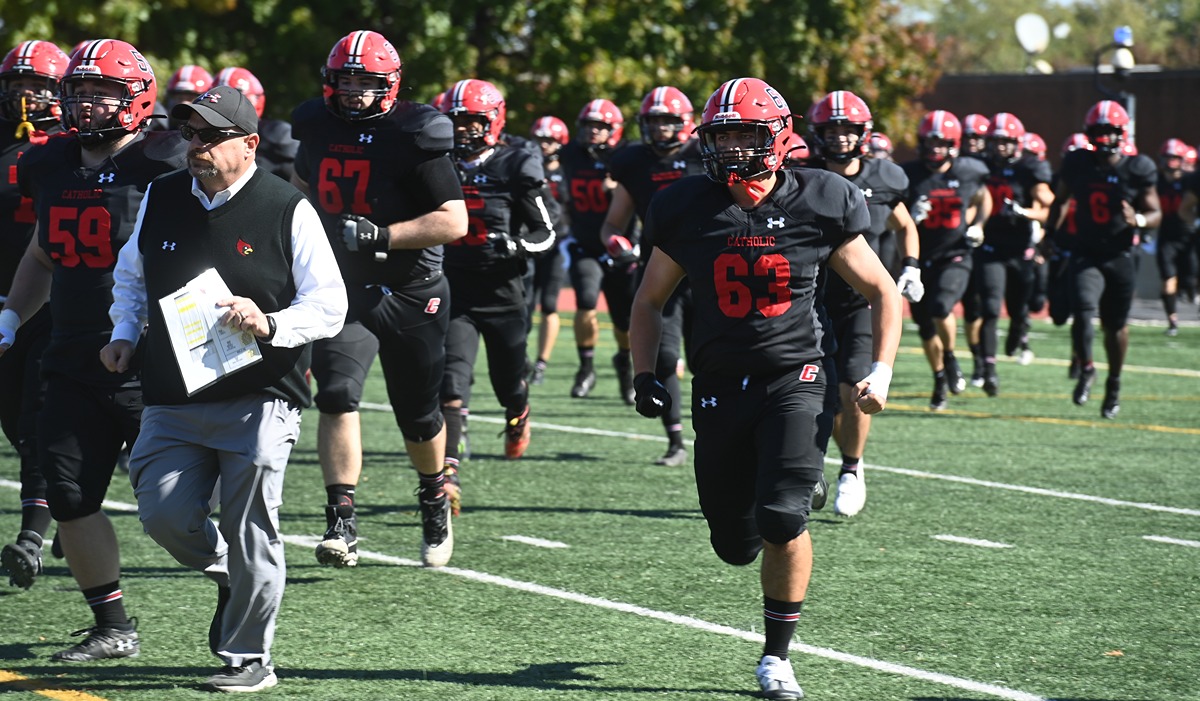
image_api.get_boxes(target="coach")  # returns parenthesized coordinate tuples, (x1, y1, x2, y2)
(100, 85, 346, 693)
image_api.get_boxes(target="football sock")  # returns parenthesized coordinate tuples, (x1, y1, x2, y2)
(83, 581, 131, 629)
(20, 497, 52, 538)
(763, 597, 803, 660)
(442, 405, 463, 464)
(665, 428, 684, 450)
(418, 470, 446, 497)
(1162, 293, 1177, 317)
(840, 456, 860, 476)
(577, 346, 595, 373)
(325, 484, 356, 520)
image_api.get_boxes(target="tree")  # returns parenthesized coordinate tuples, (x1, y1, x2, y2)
(1, 0, 940, 140)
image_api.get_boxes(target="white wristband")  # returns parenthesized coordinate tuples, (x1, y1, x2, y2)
(0, 308, 21, 346)
(861, 361, 893, 401)
(1134, 212, 1147, 229)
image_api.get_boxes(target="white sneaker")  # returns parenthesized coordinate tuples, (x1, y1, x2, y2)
(1017, 348, 1035, 366)
(756, 655, 804, 699)
(833, 470, 866, 517)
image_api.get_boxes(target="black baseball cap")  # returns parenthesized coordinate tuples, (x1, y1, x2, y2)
(171, 85, 259, 134)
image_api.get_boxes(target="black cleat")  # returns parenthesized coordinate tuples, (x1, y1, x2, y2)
(315, 507, 358, 568)
(202, 660, 277, 693)
(529, 361, 547, 385)
(654, 445, 688, 466)
(570, 368, 597, 398)
(51, 621, 140, 662)
(943, 352, 966, 394)
(418, 483, 453, 567)
(930, 373, 949, 411)
(982, 364, 999, 397)
(1101, 377, 1121, 419)
(1073, 365, 1096, 405)
(1, 531, 43, 590)
(613, 352, 636, 405)
(811, 473, 829, 511)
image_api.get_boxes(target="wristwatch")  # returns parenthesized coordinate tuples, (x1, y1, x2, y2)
(264, 315, 277, 342)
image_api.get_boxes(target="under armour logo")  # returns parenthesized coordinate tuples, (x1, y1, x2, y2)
(114, 639, 135, 651)
(473, 174, 488, 184)
(1107, 175, 1119, 184)
(700, 396, 717, 409)
(98, 173, 115, 184)
(673, 160, 686, 169)
(947, 179, 960, 188)
(162, 241, 177, 251)
(861, 187, 873, 199)
(766, 217, 785, 229)
(359, 133, 373, 144)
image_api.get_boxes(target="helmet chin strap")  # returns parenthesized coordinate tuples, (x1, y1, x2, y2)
(14, 95, 34, 140)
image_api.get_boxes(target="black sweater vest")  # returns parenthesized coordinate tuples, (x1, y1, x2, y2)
(139, 168, 312, 407)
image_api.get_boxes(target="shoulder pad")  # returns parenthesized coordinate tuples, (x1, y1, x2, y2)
(391, 102, 454, 153)
(1127, 154, 1157, 179)
(1028, 159, 1053, 184)
(140, 130, 190, 164)
(289, 98, 330, 140)
(872, 158, 909, 191)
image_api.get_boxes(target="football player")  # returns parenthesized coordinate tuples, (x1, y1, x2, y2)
(975, 113, 1053, 395)
(805, 90, 922, 517)
(0, 39, 67, 590)
(526, 115, 571, 386)
(1, 38, 187, 660)
(1152, 139, 1196, 336)
(1049, 101, 1160, 418)
(216, 66, 298, 181)
(291, 30, 466, 568)
(601, 85, 704, 466)
(961, 113, 990, 160)
(436, 79, 555, 510)
(902, 110, 992, 411)
(630, 77, 900, 700)
(866, 132, 894, 161)
(163, 64, 212, 128)
(559, 98, 634, 401)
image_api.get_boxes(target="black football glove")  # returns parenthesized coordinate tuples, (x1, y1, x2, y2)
(340, 215, 389, 256)
(633, 371, 671, 419)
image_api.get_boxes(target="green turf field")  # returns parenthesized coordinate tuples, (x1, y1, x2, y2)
(1, 316, 1197, 700)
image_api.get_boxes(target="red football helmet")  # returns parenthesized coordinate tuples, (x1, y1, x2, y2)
(167, 65, 213, 96)
(639, 85, 694, 150)
(1023, 132, 1047, 161)
(917, 110, 961, 165)
(0, 40, 69, 125)
(61, 39, 157, 143)
(987, 112, 1025, 162)
(443, 79, 506, 156)
(1160, 138, 1189, 160)
(216, 66, 264, 117)
(696, 77, 792, 183)
(430, 88, 450, 114)
(1119, 141, 1138, 156)
(1061, 132, 1092, 155)
(868, 132, 893, 158)
(530, 115, 569, 145)
(577, 99, 624, 147)
(1083, 100, 1129, 154)
(323, 30, 402, 121)
(1185, 145, 1198, 172)
(806, 90, 872, 163)
(781, 131, 810, 166)
(963, 113, 990, 137)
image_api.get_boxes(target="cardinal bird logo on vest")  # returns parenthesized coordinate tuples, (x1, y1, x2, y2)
(237, 238, 254, 256)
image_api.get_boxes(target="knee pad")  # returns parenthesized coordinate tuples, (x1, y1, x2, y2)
(399, 410, 444, 444)
(709, 530, 763, 566)
(313, 381, 363, 414)
(46, 483, 100, 522)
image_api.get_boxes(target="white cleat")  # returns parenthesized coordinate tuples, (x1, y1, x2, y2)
(756, 655, 804, 699)
(833, 469, 866, 517)
(1017, 348, 1034, 366)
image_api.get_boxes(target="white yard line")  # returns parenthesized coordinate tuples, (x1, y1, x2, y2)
(932, 534, 1014, 549)
(1142, 535, 1200, 548)
(501, 535, 570, 548)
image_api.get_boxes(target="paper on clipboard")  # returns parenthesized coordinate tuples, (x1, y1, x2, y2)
(158, 268, 262, 395)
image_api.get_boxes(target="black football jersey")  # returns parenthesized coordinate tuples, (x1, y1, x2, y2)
(1154, 174, 1188, 242)
(607, 140, 705, 227)
(982, 156, 1052, 256)
(902, 156, 989, 262)
(559, 139, 627, 254)
(543, 161, 569, 237)
(292, 99, 464, 287)
(645, 169, 869, 376)
(817, 157, 908, 313)
(1056, 149, 1157, 257)
(445, 145, 556, 312)
(18, 130, 187, 385)
(1, 126, 62, 296)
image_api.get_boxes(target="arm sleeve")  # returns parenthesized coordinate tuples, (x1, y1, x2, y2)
(512, 153, 556, 255)
(406, 156, 464, 213)
(108, 186, 151, 343)
(267, 197, 348, 348)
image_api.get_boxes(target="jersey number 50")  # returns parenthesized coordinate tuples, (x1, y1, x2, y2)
(714, 253, 792, 318)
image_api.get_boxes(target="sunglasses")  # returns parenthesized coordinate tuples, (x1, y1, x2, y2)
(179, 124, 247, 144)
